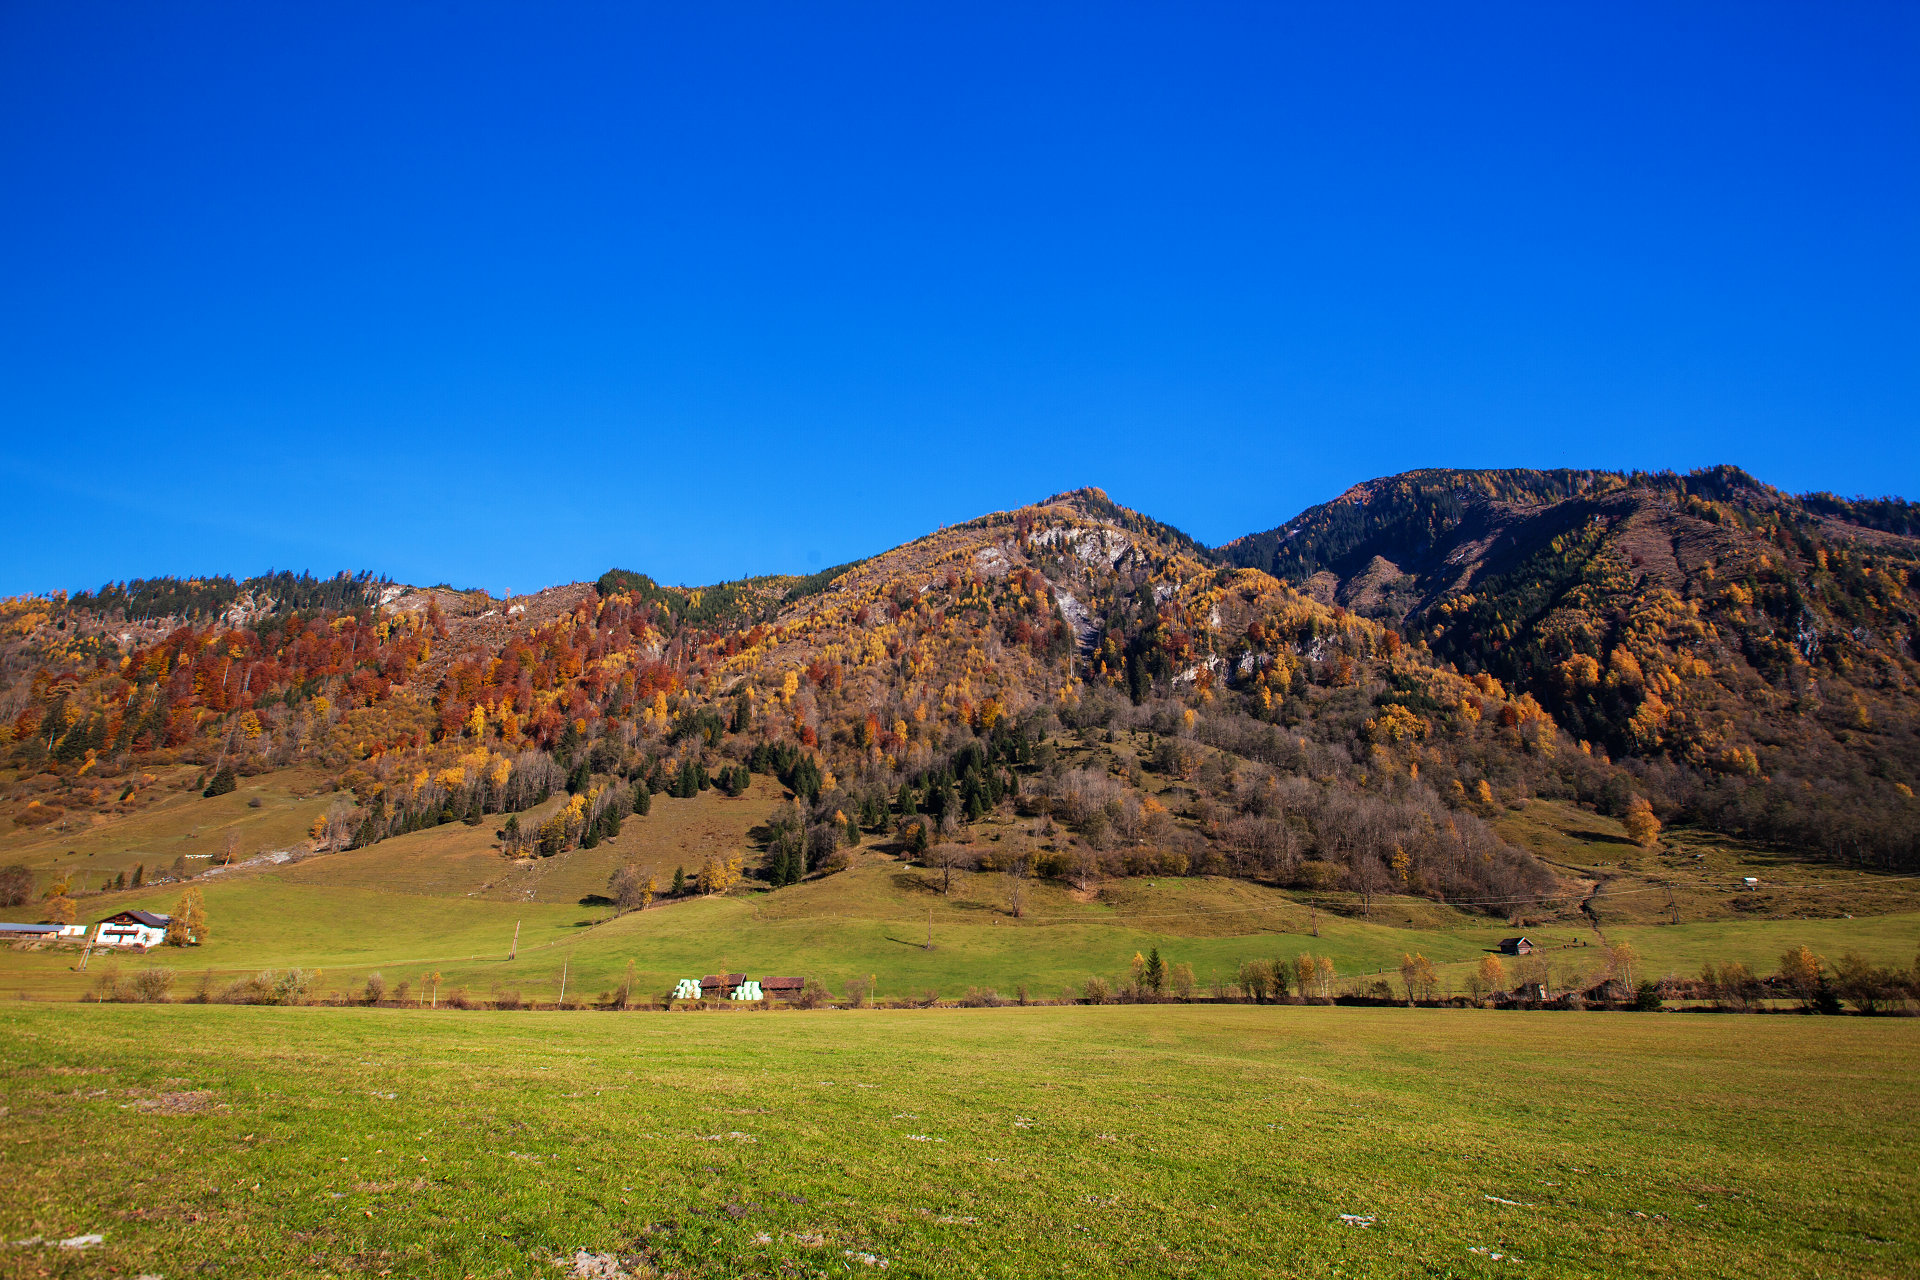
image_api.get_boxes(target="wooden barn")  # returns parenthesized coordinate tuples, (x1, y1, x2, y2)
(700, 972, 747, 997)
(759, 976, 805, 1001)
(1498, 936, 1535, 956)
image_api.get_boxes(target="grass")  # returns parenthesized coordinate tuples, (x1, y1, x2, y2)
(1, 1003, 1914, 1279)
(3, 773, 1916, 1008)
(0, 765, 339, 883)
(272, 775, 786, 906)
(1491, 799, 1920, 925)
(9, 856, 1914, 1010)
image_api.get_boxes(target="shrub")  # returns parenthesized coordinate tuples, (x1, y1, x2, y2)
(91, 965, 127, 1003)
(1632, 981, 1663, 1012)
(962, 987, 1004, 1008)
(494, 989, 523, 1010)
(0, 864, 32, 907)
(130, 968, 176, 1003)
(443, 988, 472, 1010)
(364, 972, 387, 1005)
(1081, 976, 1112, 1005)
(793, 978, 831, 1010)
(843, 976, 872, 1008)
(220, 968, 318, 1005)
(1833, 952, 1900, 1014)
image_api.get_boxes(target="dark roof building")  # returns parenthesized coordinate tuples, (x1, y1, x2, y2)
(759, 976, 805, 996)
(700, 973, 747, 992)
(1498, 936, 1535, 955)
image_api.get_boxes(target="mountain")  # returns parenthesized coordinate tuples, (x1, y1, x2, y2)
(2, 472, 1915, 922)
(1222, 466, 1920, 861)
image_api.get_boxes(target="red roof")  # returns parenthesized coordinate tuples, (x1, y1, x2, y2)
(700, 973, 747, 988)
(760, 976, 804, 992)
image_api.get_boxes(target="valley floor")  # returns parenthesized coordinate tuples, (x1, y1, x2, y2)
(1, 1004, 1914, 1279)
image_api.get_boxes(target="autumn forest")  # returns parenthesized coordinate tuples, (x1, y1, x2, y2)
(5, 467, 1918, 918)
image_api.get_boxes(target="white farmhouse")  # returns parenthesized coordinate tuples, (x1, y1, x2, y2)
(94, 910, 172, 949)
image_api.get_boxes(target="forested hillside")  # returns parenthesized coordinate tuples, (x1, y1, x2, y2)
(3, 470, 1916, 921)
(1223, 466, 1920, 862)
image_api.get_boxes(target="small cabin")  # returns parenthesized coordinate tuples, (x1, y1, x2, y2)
(1498, 936, 1535, 956)
(95, 910, 172, 949)
(760, 976, 805, 1001)
(699, 972, 747, 998)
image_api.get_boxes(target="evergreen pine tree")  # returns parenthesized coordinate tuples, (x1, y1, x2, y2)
(672, 865, 686, 895)
(557, 719, 583, 767)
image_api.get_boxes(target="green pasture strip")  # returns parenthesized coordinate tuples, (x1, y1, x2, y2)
(0, 879, 583, 999)
(0, 1005, 1913, 1279)
(2, 860, 1916, 1004)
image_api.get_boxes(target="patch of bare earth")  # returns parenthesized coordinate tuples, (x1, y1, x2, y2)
(133, 1090, 223, 1115)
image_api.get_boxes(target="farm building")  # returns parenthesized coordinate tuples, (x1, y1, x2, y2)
(95, 910, 172, 949)
(759, 976, 805, 1001)
(700, 973, 747, 997)
(0, 922, 86, 941)
(1498, 936, 1535, 956)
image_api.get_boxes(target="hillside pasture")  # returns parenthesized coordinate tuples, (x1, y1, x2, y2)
(6, 854, 1913, 1008)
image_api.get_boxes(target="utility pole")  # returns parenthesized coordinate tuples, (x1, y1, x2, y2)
(925, 908, 932, 951)
(509, 919, 520, 961)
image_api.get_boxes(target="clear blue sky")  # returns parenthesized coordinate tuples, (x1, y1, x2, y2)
(2, 3, 1915, 597)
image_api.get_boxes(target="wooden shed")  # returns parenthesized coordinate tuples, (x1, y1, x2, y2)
(700, 972, 747, 996)
(759, 976, 805, 1000)
(1498, 936, 1535, 956)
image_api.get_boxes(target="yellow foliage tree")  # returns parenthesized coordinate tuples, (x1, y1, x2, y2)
(1473, 954, 1507, 1001)
(167, 888, 207, 946)
(1623, 795, 1662, 847)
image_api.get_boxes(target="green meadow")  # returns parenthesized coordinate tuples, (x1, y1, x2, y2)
(3, 774, 1919, 1278)
(2, 1004, 1914, 1279)
(11, 857, 1918, 1008)
(6, 773, 1917, 1007)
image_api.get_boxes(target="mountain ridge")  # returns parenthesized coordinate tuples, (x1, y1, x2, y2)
(3, 465, 1915, 918)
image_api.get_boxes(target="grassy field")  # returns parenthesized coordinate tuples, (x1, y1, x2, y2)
(1, 1004, 1913, 1279)
(5, 773, 1917, 1009)
(1490, 799, 1920, 925)
(6, 859, 1918, 1006)
(0, 764, 340, 883)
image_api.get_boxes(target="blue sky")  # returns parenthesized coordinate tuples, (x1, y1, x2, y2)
(2, 3, 1915, 596)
